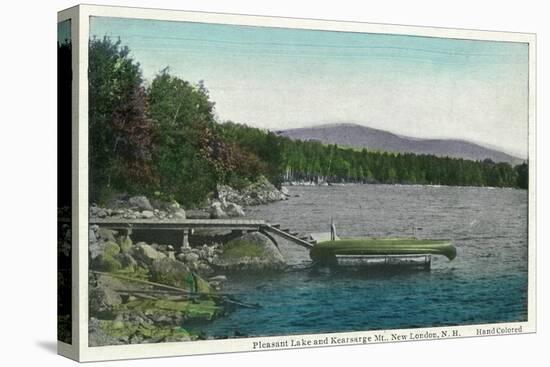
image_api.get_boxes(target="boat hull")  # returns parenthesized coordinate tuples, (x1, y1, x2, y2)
(310, 238, 456, 266)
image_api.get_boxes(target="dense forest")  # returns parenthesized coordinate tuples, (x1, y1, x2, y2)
(88, 37, 528, 207)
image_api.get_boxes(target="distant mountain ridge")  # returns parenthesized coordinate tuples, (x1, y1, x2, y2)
(276, 123, 523, 165)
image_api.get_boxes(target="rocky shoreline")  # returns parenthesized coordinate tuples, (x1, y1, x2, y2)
(89, 175, 290, 221)
(88, 179, 290, 346)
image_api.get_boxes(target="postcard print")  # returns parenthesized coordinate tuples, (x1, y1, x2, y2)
(85, 15, 529, 347)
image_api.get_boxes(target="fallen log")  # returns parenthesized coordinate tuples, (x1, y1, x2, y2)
(91, 270, 261, 309)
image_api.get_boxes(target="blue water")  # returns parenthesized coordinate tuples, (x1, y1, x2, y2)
(197, 184, 528, 337)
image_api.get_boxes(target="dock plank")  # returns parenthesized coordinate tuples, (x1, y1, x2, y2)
(89, 217, 313, 250)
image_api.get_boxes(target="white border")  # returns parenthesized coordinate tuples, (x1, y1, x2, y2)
(57, 4, 537, 362)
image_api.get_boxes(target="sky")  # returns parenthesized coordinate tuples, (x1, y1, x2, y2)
(90, 17, 529, 158)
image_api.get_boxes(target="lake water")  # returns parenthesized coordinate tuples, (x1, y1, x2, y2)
(197, 184, 528, 338)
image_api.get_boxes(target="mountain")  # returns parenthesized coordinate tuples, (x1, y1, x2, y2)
(275, 123, 523, 165)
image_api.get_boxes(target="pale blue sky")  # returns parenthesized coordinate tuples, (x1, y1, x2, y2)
(90, 17, 529, 158)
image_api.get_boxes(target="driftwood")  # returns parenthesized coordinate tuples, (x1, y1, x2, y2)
(91, 270, 261, 309)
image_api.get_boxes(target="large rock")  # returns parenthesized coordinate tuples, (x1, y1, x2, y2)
(183, 252, 200, 263)
(88, 318, 120, 347)
(150, 258, 192, 289)
(225, 202, 245, 217)
(132, 242, 166, 265)
(150, 257, 211, 292)
(91, 241, 123, 271)
(89, 227, 102, 260)
(209, 201, 228, 219)
(173, 208, 186, 219)
(128, 196, 153, 212)
(217, 176, 285, 206)
(140, 210, 155, 219)
(214, 232, 286, 271)
(97, 228, 118, 243)
(89, 287, 122, 315)
(89, 242, 103, 261)
(186, 209, 210, 219)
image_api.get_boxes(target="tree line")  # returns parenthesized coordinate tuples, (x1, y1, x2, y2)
(88, 37, 528, 208)
(278, 139, 528, 188)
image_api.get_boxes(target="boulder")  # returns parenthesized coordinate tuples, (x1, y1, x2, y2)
(89, 241, 103, 261)
(90, 205, 99, 217)
(186, 209, 210, 219)
(176, 253, 188, 262)
(213, 232, 286, 271)
(89, 228, 97, 244)
(89, 227, 100, 260)
(132, 243, 166, 265)
(128, 196, 153, 212)
(225, 202, 245, 217)
(156, 244, 169, 252)
(217, 176, 286, 206)
(97, 228, 118, 243)
(141, 210, 155, 219)
(183, 252, 200, 263)
(88, 318, 122, 347)
(209, 201, 227, 219)
(173, 208, 186, 219)
(149, 257, 209, 291)
(91, 241, 123, 271)
(89, 286, 122, 315)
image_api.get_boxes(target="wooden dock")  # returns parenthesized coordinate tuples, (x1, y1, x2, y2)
(89, 218, 316, 250)
(334, 254, 432, 268)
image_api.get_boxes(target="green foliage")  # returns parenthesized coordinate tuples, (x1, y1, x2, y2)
(99, 319, 192, 340)
(104, 241, 121, 256)
(218, 122, 284, 185)
(116, 299, 220, 321)
(118, 235, 133, 254)
(96, 254, 122, 272)
(88, 37, 155, 201)
(146, 70, 281, 205)
(220, 240, 265, 259)
(515, 162, 528, 189)
(93, 241, 122, 272)
(147, 70, 220, 207)
(279, 140, 524, 188)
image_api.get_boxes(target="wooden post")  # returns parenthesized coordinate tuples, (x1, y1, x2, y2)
(182, 229, 190, 250)
(424, 255, 431, 270)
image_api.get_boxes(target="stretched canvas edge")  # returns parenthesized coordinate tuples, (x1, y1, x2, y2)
(57, 5, 80, 361)
(57, 4, 537, 362)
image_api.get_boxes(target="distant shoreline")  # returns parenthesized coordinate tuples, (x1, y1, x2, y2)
(281, 180, 527, 191)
